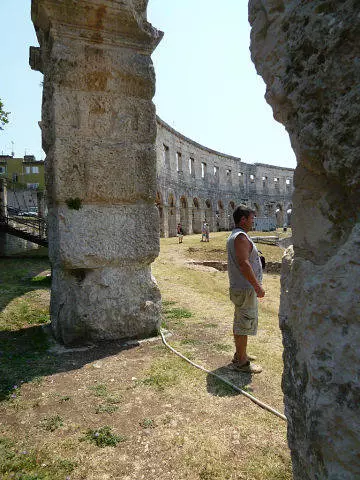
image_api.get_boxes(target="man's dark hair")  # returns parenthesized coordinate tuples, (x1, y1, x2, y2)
(233, 205, 256, 225)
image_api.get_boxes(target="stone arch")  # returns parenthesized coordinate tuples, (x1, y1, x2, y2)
(205, 199, 213, 231)
(228, 201, 235, 230)
(286, 203, 292, 227)
(168, 193, 175, 208)
(217, 199, 226, 231)
(155, 191, 165, 237)
(179, 195, 188, 234)
(192, 197, 202, 233)
(264, 202, 275, 217)
(168, 192, 177, 237)
(275, 203, 284, 227)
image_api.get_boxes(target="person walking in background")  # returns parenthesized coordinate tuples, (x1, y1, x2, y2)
(201, 221, 207, 242)
(177, 223, 184, 244)
(226, 205, 264, 374)
(205, 222, 210, 242)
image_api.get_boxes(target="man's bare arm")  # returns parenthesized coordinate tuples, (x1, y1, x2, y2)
(234, 234, 265, 298)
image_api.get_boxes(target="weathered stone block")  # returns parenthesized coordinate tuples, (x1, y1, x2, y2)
(47, 204, 159, 268)
(49, 44, 156, 99)
(45, 137, 157, 204)
(50, 264, 161, 346)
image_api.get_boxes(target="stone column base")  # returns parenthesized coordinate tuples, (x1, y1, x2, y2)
(51, 265, 161, 346)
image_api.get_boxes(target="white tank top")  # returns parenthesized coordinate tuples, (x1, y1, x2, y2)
(227, 228, 263, 290)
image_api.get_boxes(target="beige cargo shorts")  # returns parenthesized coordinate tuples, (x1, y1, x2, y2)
(229, 288, 258, 336)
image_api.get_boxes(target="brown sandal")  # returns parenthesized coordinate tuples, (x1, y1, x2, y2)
(232, 353, 257, 363)
(232, 360, 262, 374)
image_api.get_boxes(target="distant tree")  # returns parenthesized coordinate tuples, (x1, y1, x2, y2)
(0, 98, 10, 130)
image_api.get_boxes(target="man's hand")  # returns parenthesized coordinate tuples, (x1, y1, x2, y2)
(255, 285, 265, 298)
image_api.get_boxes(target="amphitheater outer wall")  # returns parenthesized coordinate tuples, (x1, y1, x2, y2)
(156, 116, 294, 237)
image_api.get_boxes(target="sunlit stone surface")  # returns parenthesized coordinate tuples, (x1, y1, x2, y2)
(31, 0, 163, 345)
(249, 1, 360, 477)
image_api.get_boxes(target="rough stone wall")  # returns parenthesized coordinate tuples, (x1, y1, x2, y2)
(249, 1, 360, 478)
(156, 117, 294, 236)
(30, 0, 163, 345)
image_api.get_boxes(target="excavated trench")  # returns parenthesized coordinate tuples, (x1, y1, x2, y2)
(189, 260, 282, 273)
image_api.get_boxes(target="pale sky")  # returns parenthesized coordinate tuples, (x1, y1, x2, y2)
(0, 0, 296, 169)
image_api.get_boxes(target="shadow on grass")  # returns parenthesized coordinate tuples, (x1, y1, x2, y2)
(206, 365, 253, 397)
(0, 256, 51, 313)
(0, 325, 139, 402)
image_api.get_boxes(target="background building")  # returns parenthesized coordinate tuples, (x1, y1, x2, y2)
(0, 154, 45, 189)
(155, 117, 294, 237)
(0, 154, 45, 212)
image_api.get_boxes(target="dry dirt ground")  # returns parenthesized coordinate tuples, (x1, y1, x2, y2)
(0, 232, 292, 480)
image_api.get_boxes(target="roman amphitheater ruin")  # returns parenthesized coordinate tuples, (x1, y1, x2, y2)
(30, 1, 359, 478)
(155, 117, 293, 237)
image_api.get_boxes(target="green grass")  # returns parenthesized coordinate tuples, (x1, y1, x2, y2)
(88, 384, 108, 397)
(181, 230, 288, 264)
(140, 418, 155, 429)
(162, 306, 193, 319)
(162, 300, 176, 307)
(212, 343, 232, 352)
(161, 302, 194, 329)
(80, 426, 126, 448)
(29, 275, 51, 287)
(58, 395, 71, 403)
(40, 415, 64, 432)
(95, 404, 119, 414)
(181, 349, 197, 361)
(246, 451, 292, 479)
(206, 376, 240, 397)
(140, 370, 178, 391)
(0, 258, 56, 403)
(0, 258, 50, 329)
(198, 463, 232, 480)
(138, 356, 202, 391)
(106, 394, 122, 404)
(180, 338, 202, 346)
(88, 385, 122, 410)
(202, 322, 218, 329)
(0, 437, 76, 480)
(0, 326, 56, 401)
(0, 258, 49, 286)
(3, 300, 50, 328)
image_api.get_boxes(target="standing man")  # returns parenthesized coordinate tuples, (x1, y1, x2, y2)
(205, 222, 210, 242)
(227, 206, 264, 374)
(201, 221, 207, 242)
(177, 223, 184, 244)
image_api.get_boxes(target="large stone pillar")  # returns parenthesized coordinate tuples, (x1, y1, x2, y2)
(30, 0, 163, 345)
(249, 1, 360, 478)
(192, 207, 202, 234)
